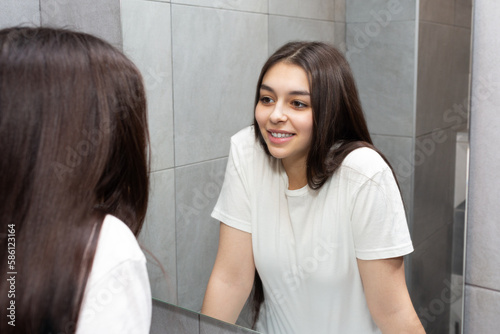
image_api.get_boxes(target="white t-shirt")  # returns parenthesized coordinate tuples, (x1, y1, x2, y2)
(211, 126, 414, 334)
(77, 215, 152, 333)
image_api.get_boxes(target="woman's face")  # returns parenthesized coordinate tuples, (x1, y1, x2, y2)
(255, 62, 313, 169)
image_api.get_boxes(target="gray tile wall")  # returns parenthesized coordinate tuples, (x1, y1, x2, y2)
(171, 4, 267, 166)
(464, 1, 500, 333)
(1, 0, 122, 48)
(411, 223, 453, 334)
(0, 0, 40, 28)
(121, 0, 174, 171)
(41, 0, 122, 47)
(416, 22, 471, 137)
(346, 20, 416, 137)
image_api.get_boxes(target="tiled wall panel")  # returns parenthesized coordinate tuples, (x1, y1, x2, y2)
(0, 0, 40, 28)
(40, 0, 122, 47)
(171, 0, 267, 13)
(346, 0, 416, 22)
(416, 22, 471, 136)
(140, 169, 177, 304)
(465, 0, 500, 295)
(171, 5, 267, 166)
(175, 158, 228, 311)
(464, 286, 500, 334)
(121, 0, 175, 171)
(411, 223, 453, 334)
(269, 0, 335, 20)
(347, 20, 415, 137)
(268, 15, 337, 53)
(420, 0, 455, 25)
(412, 128, 456, 246)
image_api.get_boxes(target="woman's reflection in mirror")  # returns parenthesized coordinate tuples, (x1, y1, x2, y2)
(202, 41, 425, 334)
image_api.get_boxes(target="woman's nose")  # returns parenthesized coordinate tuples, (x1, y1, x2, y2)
(269, 103, 287, 123)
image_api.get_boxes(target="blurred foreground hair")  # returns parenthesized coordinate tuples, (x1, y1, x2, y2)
(0, 27, 149, 333)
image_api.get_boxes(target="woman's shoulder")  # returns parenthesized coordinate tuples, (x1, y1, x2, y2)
(90, 215, 146, 281)
(230, 125, 258, 147)
(341, 146, 391, 179)
(229, 125, 266, 158)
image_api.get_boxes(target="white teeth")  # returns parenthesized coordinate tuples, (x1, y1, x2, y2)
(271, 132, 293, 138)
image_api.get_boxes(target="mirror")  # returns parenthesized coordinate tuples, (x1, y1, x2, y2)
(120, 0, 472, 332)
(151, 298, 261, 334)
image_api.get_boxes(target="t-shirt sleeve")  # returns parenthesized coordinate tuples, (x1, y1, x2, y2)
(350, 168, 414, 260)
(77, 215, 152, 334)
(77, 258, 152, 334)
(211, 138, 252, 233)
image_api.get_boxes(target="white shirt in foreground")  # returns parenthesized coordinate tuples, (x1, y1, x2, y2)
(77, 215, 152, 334)
(212, 126, 414, 334)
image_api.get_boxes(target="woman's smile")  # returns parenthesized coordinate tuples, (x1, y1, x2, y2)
(267, 130, 295, 143)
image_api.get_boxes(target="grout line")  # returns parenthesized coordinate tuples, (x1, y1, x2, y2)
(465, 283, 500, 295)
(168, 1, 180, 306)
(170, 156, 229, 170)
(414, 122, 469, 139)
(169, 2, 267, 16)
(39, 0, 42, 26)
(418, 19, 472, 30)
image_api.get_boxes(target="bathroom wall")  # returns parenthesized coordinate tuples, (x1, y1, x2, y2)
(120, 0, 347, 317)
(0, 0, 122, 47)
(464, 1, 500, 333)
(346, 0, 472, 333)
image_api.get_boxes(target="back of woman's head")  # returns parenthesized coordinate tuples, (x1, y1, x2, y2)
(253, 41, 373, 188)
(0, 27, 149, 333)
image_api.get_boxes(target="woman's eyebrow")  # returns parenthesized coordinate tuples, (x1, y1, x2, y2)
(260, 83, 310, 96)
(260, 84, 275, 94)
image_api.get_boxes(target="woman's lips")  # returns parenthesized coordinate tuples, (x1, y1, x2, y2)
(267, 130, 295, 144)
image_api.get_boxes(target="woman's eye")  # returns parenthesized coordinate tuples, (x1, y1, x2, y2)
(260, 96, 274, 104)
(292, 100, 307, 108)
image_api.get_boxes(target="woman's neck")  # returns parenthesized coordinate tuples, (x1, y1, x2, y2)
(282, 159, 308, 190)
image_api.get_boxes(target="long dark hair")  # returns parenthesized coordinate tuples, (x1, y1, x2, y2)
(0, 27, 149, 333)
(251, 41, 398, 327)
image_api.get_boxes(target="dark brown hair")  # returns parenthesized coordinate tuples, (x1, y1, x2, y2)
(251, 41, 397, 327)
(0, 27, 149, 333)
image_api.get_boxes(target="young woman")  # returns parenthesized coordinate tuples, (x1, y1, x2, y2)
(202, 42, 425, 333)
(0, 27, 151, 333)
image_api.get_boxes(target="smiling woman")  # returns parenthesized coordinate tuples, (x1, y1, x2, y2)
(201, 41, 425, 334)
